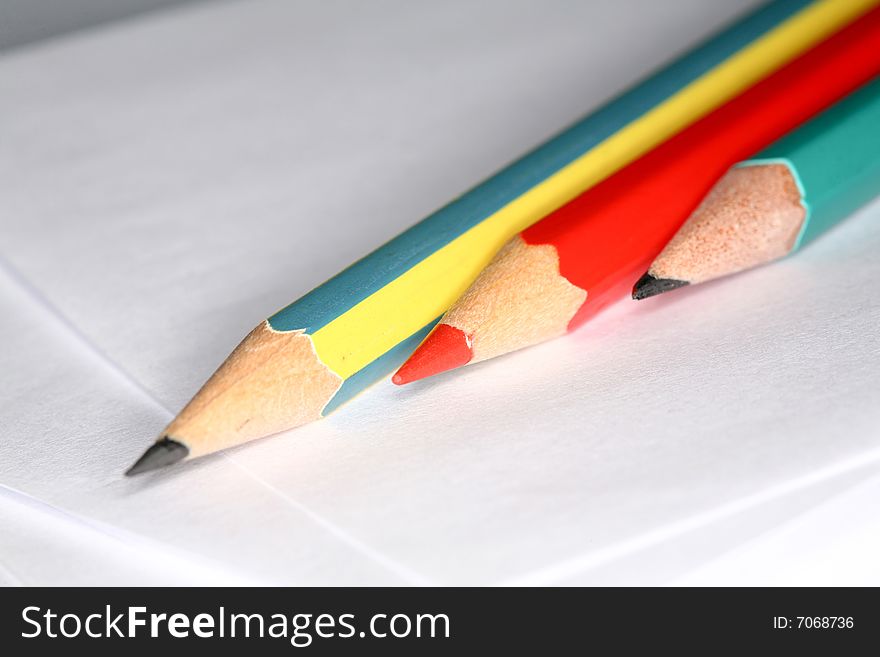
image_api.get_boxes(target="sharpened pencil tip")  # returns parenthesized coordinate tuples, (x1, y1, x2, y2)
(632, 272, 689, 300)
(393, 323, 473, 385)
(126, 436, 189, 476)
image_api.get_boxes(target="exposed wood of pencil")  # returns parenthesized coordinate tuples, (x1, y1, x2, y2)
(127, 321, 342, 475)
(392, 237, 584, 383)
(443, 237, 587, 361)
(637, 164, 805, 295)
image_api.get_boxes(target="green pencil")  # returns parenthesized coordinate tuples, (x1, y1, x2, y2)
(633, 76, 880, 299)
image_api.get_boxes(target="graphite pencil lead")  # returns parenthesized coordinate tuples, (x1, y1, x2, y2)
(631, 273, 689, 300)
(126, 436, 189, 476)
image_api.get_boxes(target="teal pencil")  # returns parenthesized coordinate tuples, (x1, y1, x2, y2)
(634, 76, 880, 299)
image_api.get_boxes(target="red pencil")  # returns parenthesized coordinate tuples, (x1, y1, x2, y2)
(393, 6, 880, 385)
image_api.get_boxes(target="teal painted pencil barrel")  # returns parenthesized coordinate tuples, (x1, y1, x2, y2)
(745, 77, 880, 248)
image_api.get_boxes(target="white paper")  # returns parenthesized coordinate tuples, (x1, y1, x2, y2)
(2, 0, 879, 585)
(0, 486, 254, 586)
(674, 469, 880, 586)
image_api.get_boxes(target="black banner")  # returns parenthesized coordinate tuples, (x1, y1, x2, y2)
(0, 587, 875, 653)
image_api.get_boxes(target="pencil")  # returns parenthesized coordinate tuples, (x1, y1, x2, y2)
(127, 0, 874, 474)
(633, 78, 880, 300)
(392, 8, 880, 386)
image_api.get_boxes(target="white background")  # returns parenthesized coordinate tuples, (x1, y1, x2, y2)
(1, 0, 878, 585)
